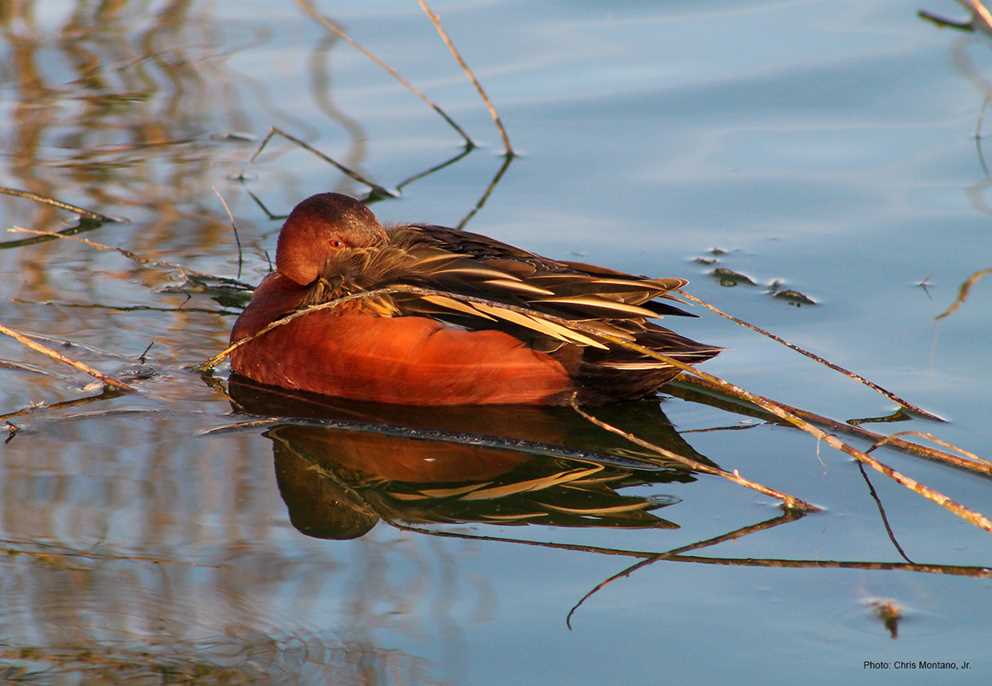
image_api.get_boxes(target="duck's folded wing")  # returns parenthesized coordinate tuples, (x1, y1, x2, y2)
(374, 225, 721, 374)
(393, 224, 696, 318)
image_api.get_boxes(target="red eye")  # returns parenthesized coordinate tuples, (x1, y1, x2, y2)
(331, 239, 344, 248)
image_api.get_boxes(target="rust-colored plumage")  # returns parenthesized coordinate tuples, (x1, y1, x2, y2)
(231, 193, 720, 405)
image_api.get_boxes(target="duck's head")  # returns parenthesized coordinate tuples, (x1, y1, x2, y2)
(275, 193, 387, 286)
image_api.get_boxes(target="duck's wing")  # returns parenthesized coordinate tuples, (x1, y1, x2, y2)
(394, 224, 696, 317)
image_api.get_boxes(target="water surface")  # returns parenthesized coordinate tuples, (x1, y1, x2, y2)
(0, 1, 990, 683)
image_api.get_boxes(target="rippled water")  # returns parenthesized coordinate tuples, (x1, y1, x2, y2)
(0, 1, 990, 683)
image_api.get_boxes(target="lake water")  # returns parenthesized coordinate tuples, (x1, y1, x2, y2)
(0, 1, 989, 683)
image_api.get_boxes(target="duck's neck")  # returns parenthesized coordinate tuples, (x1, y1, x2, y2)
(231, 272, 310, 341)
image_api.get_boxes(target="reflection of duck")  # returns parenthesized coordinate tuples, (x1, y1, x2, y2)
(230, 193, 720, 405)
(230, 377, 718, 540)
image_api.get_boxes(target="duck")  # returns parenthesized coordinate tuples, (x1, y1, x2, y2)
(230, 193, 720, 405)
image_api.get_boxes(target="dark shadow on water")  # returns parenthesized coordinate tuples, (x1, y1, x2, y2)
(228, 376, 716, 540)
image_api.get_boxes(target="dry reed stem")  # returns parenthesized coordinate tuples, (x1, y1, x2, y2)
(7, 227, 253, 289)
(1, 537, 218, 568)
(936, 267, 991, 319)
(417, 0, 514, 155)
(588, 336, 992, 533)
(0, 186, 127, 223)
(866, 431, 991, 466)
(967, 0, 992, 29)
(675, 288, 944, 421)
(0, 359, 51, 376)
(566, 514, 799, 628)
(0, 390, 119, 422)
(196, 286, 410, 371)
(9, 227, 155, 265)
(14, 330, 131, 361)
(681, 421, 762, 434)
(203, 414, 667, 471)
(569, 395, 818, 512)
(392, 521, 992, 577)
(674, 375, 992, 478)
(15, 297, 240, 317)
(295, 0, 474, 147)
(0, 323, 134, 392)
(665, 555, 992, 574)
(212, 187, 243, 280)
(249, 127, 392, 197)
(201, 285, 992, 533)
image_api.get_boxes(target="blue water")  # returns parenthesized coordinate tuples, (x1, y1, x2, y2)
(0, 0, 989, 683)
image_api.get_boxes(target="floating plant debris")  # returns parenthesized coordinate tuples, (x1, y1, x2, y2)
(767, 279, 817, 306)
(866, 598, 903, 640)
(773, 289, 817, 306)
(710, 267, 757, 287)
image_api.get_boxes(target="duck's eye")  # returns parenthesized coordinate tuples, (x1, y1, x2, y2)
(330, 238, 344, 248)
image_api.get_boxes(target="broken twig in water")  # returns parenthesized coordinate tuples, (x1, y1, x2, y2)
(6, 227, 253, 290)
(417, 0, 514, 155)
(14, 297, 241, 317)
(0, 186, 127, 223)
(675, 288, 945, 421)
(202, 414, 668, 472)
(596, 336, 992, 533)
(212, 187, 244, 281)
(294, 0, 474, 147)
(393, 518, 991, 576)
(15, 330, 134, 361)
(671, 376, 992, 478)
(566, 514, 800, 629)
(970, 0, 992, 29)
(569, 395, 818, 512)
(0, 323, 134, 392)
(197, 286, 411, 371)
(935, 267, 991, 320)
(866, 431, 991, 466)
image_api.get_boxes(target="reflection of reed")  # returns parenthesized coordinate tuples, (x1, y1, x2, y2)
(2, 6, 63, 300)
(389, 514, 992, 630)
(309, 33, 370, 197)
(0, 1, 346, 269)
(0, 405, 445, 681)
(0, 3, 429, 681)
